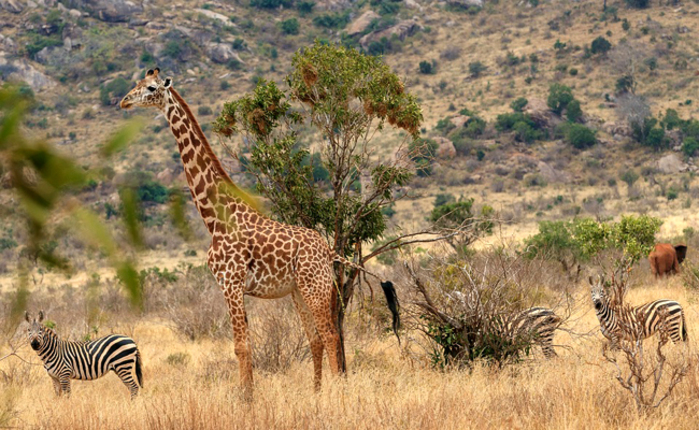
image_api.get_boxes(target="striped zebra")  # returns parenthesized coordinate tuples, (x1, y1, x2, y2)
(589, 276, 688, 347)
(25, 311, 143, 398)
(508, 307, 561, 359)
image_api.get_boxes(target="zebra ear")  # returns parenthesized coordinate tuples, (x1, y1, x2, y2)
(25, 311, 30, 323)
(588, 276, 594, 286)
(38, 311, 44, 322)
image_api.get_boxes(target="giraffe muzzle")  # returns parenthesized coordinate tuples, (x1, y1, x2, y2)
(119, 97, 133, 109)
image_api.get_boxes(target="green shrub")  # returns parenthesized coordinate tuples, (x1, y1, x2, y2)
(409, 138, 438, 177)
(251, 0, 293, 9)
(434, 193, 456, 208)
(162, 40, 183, 59)
(313, 12, 350, 29)
(296, 0, 315, 15)
(0, 237, 17, 250)
(566, 99, 582, 122)
(565, 124, 596, 149)
(197, 106, 213, 116)
(625, 0, 649, 8)
(419, 60, 436, 74)
(469, 61, 487, 77)
(99, 77, 130, 106)
(590, 36, 612, 55)
(510, 97, 528, 112)
(547, 83, 574, 115)
(280, 18, 300, 35)
(615, 75, 634, 94)
(682, 137, 699, 157)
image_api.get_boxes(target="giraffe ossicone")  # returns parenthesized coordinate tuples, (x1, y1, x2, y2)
(120, 68, 400, 399)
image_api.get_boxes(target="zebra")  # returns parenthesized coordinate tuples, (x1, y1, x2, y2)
(589, 276, 688, 347)
(25, 311, 143, 398)
(508, 307, 561, 359)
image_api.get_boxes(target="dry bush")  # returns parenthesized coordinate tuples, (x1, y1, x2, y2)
(403, 250, 571, 368)
(248, 298, 311, 373)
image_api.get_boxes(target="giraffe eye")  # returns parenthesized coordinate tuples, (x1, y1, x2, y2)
(147, 86, 156, 92)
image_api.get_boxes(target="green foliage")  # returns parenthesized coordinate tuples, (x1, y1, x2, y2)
(631, 117, 666, 150)
(590, 36, 612, 55)
(280, 18, 300, 35)
(662, 109, 684, 130)
(495, 112, 542, 144)
(547, 83, 574, 115)
(99, 78, 130, 106)
(525, 215, 662, 268)
(296, 0, 315, 15)
(0, 237, 17, 250)
(566, 99, 582, 122)
(313, 12, 350, 29)
(251, 0, 294, 9)
(625, 0, 649, 8)
(510, 97, 528, 113)
(418, 60, 436, 74)
(615, 75, 634, 94)
(620, 169, 639, 187)
(565, 123, 596, 149)
(410, 138, 437, 177)
(434, 193, 456, 208)
(469, 61, 487, 77)
(682, 137, 699, 157)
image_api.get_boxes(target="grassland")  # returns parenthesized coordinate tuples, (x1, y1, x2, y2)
(1, 262, 698, 430)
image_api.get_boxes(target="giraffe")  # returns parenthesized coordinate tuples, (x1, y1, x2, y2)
(120, 68, 399, 399)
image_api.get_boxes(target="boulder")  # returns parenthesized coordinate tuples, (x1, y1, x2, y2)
(404, 0, 422, 9)
(445, 0, 482, 8)
(206, 43, 244, 65)
(655, 153, 689, 174)
(347, 10, 380, 36)
(434, 136, 456, 159)
(449, 115, 470, 128)
(0, 54, 56, 91)
(0, 34, 17, 54)
(314, 0, 351, 11)
(194, 8, 232, 25)
(69, 0, 143, 22)
(523, 97, 556, 128)
(537, 161, 570, 184)
(359, 19, 422, 47)
(0, 0, 23, 13)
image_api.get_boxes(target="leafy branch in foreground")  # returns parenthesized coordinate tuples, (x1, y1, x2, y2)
(0, 84, 158, 325)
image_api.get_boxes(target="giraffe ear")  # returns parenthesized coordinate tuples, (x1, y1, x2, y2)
(164, 78, 172, 89)
(146, 69, 155, 76)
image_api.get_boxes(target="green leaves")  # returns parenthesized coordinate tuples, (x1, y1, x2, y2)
(101, 118, 145, 157)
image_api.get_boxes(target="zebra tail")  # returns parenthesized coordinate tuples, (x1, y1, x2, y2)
(380, 280, 401, 344)
(682, 313, 689, 341)
(136, 350, 144, 388)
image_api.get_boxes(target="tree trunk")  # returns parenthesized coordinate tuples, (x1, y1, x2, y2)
(332, 267, 358, 373)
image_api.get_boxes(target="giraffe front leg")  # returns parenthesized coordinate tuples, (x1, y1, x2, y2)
(223, 282, 253, 401)
(292, 289, 324, 391)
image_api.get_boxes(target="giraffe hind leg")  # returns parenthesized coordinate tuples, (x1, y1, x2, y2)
(292, 289, 324, 391)
(297, 279, 341, 377)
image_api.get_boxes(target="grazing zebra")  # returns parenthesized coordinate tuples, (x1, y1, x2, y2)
(25, 311, 143, 398)
(589, 276, 688, 347)
(508, 307, 561, 359)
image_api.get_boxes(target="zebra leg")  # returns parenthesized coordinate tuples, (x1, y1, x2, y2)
(115, 365, 140, 399)
(541, 342, 557, 359)
(59, 378, 71, 397)
(292, 289, 324, 391)
(51, 376, 61, 397)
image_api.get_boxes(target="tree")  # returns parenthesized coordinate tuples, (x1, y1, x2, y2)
(590, 36, 612, 55)
(429, 198, 493, 251)
(547, 83, 575, 115)
(214, 42, 450, 369)
(565, 123, 596, 149)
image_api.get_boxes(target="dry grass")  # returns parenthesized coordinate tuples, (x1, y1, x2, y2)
(1, 272, 699, 429)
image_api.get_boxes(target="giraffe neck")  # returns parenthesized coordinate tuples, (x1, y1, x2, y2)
(162, 88, 258, 234)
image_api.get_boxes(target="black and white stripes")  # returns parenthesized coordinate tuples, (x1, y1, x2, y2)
(509, 307, 561, 359)
(589, 277, 688, 346)
(25, 311, 143, 398)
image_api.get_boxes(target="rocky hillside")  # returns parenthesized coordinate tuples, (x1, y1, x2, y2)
(2, 0, 699, 256)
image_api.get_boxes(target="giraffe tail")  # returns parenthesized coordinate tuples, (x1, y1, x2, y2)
(333, 253, 401, 343)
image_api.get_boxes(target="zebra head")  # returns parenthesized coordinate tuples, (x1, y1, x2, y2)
(589, 275, 607, 312)
(25, 311, 46, 351)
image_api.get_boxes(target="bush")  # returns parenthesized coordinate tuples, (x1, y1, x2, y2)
(566, 99, 582, 122)
(434, 193, 456, 208)
(296, 0, 315, 15)
(312, 12, 350, 29)
(409, 138, 438, 177)
(565, 124, 596, 149)
(590, 36, 612, 55)
(99, 77, 130, 106)
(547, 83, 575, 115)
(615, 75, 634, 94)
(197, 106, 213, 116)
(419, 60, 436, 74)
(510, 97, 528, 113)
(682, 137, 699, 157)
(280, 18, 300, 35)
(620, 169, 639, 187)
(469, 61, 487, 77)
(251, 0, 293, 8)
(625, 0, 649, 8)
(513, 121, 542, 144)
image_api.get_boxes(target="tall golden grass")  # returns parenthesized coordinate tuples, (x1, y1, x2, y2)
(2, 275, 699, 429)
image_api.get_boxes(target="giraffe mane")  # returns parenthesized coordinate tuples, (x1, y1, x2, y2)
(169, 87, 261, 212)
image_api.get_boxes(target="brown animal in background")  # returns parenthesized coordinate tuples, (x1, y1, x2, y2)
(649, 243, 688, 278)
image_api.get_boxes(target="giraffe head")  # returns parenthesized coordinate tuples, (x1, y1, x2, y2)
(120, 68, 172, 111)
(588, 275, 607, 311)
(25, 310, 46, 350)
